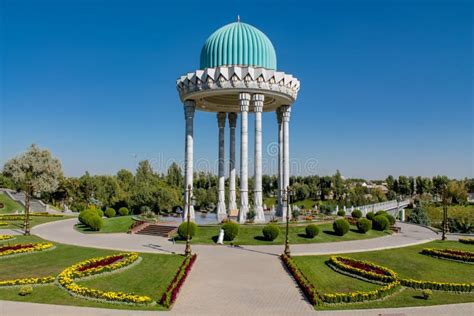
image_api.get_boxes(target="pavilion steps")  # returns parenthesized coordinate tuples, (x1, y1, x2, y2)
(135, 224, 177, 238)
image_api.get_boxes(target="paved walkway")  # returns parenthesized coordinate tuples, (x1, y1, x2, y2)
(3, 219, 469, 315)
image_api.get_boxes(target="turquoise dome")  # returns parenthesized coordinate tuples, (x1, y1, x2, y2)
(200, 22, 277, 70)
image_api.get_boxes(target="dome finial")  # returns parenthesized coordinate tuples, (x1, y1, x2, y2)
(237, 15, 240, 23)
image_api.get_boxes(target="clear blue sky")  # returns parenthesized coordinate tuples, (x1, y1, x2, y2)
(1, 0, 472, 179)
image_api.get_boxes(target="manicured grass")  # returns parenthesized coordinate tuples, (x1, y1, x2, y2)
(0, 215, 72, 229)
(0, 235, 185, 310)
(0, 193, 25, 214)
(292, 240, 474, 309)
(175, 222, 390, 245)
(75, 215, 134, 233)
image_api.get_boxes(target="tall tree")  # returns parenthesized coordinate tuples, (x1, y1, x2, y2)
(166, 162, 183, 188)
(332, 170, 345, 201)
(3, 145, 63, 235)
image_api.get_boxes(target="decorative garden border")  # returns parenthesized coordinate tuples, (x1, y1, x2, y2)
(0, 242, 54, 258)
(57, 252, 154, 306)
(459, 238, 474, 245)
(160, 254, 197, 308)
(0, 276, 55, 288)
(0, 235, 15, 241)
(421, 248, 474, 264)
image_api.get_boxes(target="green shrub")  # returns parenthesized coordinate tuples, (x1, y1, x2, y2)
(305, 224, 320, 238)
(78, 210, 95, 225)
(178, 222, 197, 240)
(373, 215, 389, 231)
(246, 210, 256, 222)
(337, 210, 346, 217)
(95, 208, 104, 218)
(385, 214, 396, 226)
(104, 208, 116, 218)
(222, 221, 239, 241)
(366, 212, 375, 220)
(118, 207, 129, 216)
(375, 210, 388, 217)
(422, 289, 432, 300)
(351, 209, 362, 219)
(262, 224, 280, 241)
(19, 285, 33, 296)
(87, 214, 103, 231)
(357, 218, 372, 233)
(333, 219, 350, 236)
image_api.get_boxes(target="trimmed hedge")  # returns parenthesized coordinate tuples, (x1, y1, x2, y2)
(385, 214, 396, 226)
(305, 224, 320, 238)
(459, 238, 474, 245)
(357, 218, 372, 233)
(337, 210, 345, 217)
(87, 215, 103, 231)
(333, 219, 350, 236)
(178, 222, 197, 240)
(373, 215, 389, 231)
(118, 207, 129, 216)
(375, 210, 388, 217)
(351, 209, 362, 219)
(95, 208, 104, 218)
(222, 221, 239, 241)
(104, 208, 116, 218)
(262, 224, 280, 241)
(366, 212, 375, 220)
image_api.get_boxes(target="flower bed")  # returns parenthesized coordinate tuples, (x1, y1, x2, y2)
(159, 254, 197, 308)
(281, 254, 400, 305)
(0, 276, 55, 287)
(328, 256, 397, 283)
(400, 278, 474, 292)
(0, 242, 53, 258)
(0, 222, 8, 226)
(57, 252, 153, 305)
(459, 238, 474, 245)
(421, 248, 474, 263)
(0, 213, 64, 221)
(0, 235, 15, 241)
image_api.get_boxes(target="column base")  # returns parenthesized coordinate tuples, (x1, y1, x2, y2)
(254, 205, 265, 223)
(217, 202, 227, 222)
(238, 205, 249, 224)
(183, 205, 195, 221)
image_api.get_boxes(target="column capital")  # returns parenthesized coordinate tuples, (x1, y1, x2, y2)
(228, 112, 237, 128)
(281, 105, 291, 122)
(239, 92, 251, 101)
(217, 112, 227, 128)
(239, 93, 250, 112)
(252, 94, 264, 113)
(184, 100, 196, 119)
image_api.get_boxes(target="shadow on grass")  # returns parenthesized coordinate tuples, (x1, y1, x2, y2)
(297, 233, 314, 239)
(211, 235, 219, 243)
(413, 295, 428, 300)
(349, 228, 365, 234)
(323, 230, 339, 236)
(75, 224, 95, 232)
(254, 235, 273, 242)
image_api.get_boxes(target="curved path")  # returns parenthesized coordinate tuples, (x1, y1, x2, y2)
(26, 219, 444, 315)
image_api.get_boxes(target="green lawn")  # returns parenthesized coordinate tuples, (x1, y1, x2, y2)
(0, 235, 185, 310)
(175, 223, 390, 245)
(74, 215, 134, 233)
(292, 240, 474, 309)
(0, 215, 72, 229)
(0, 193, 25, 214)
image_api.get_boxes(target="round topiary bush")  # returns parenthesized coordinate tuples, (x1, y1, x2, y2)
(373, 215, 389, 231)
(78, 210, 95, 225)
(262, 224, 280, 241)
(357, 218, 372, 233)
(87, 215, 103, 231)
(178, 222, 198, 240)
(305, 224, 320, 238)
(118, 207, 129, 216)
(385, 214, 396, 226)
(222, 221, 239, 241)
(366, 211, 375, 220)
(104, 208, 116, 218)
(375, 210, 387, 217)
(337, 210, 346, 217)
(333, 218, 350, 236)
(351, 209, 362, 219)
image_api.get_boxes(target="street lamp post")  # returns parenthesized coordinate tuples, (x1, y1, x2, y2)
(441, 184, 449, 241)
(284, 185, 292, 256)
(184, 184, 193, 256)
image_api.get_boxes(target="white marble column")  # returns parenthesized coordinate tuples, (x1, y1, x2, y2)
(183, 100, 195, 220)
(276, 108, 284, 217)
(217, 112, 227, 221)
(238, 92, 250, 223)
(253, 94, 265, 222)
(282, 105, 291, 219)
(228, 113, 238, 213)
